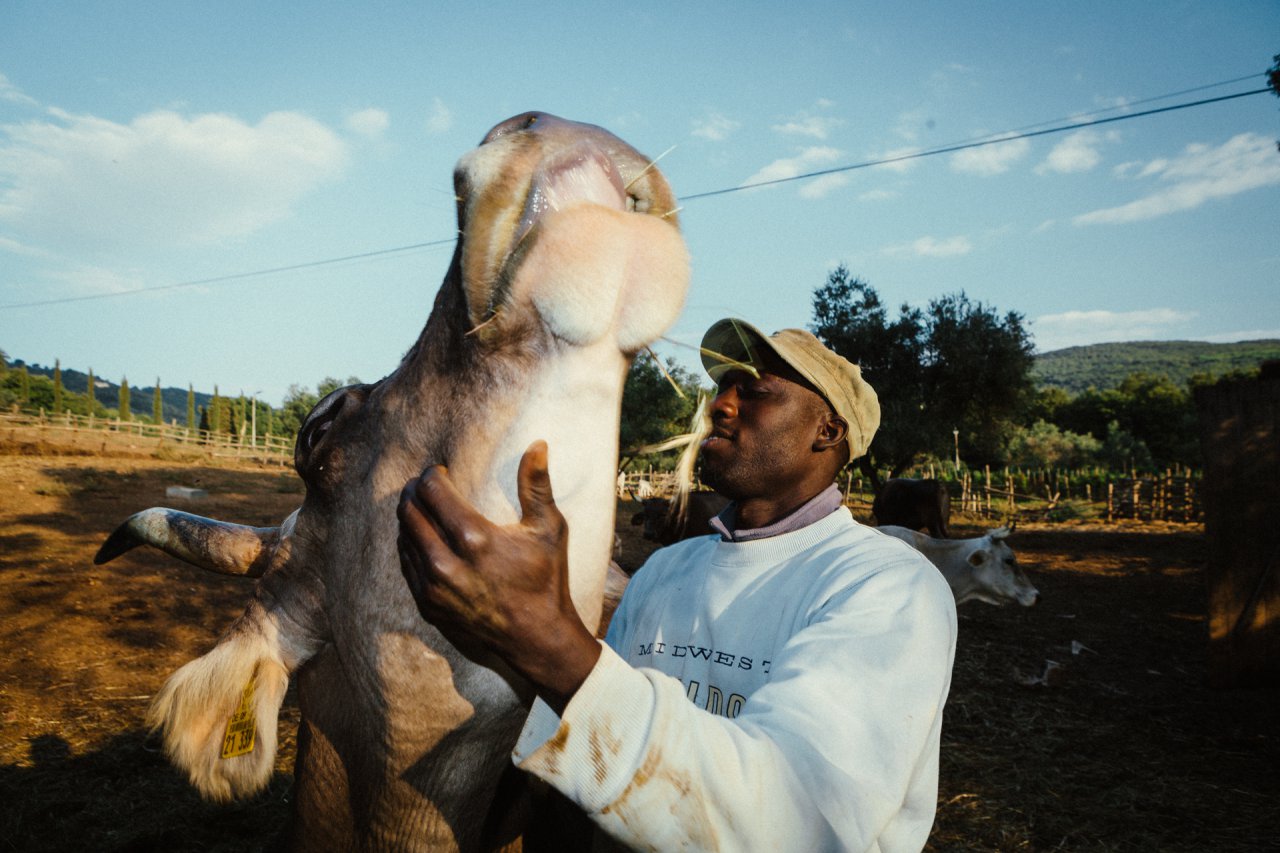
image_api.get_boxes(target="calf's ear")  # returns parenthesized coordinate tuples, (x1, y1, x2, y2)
(147, 604, 290, 802)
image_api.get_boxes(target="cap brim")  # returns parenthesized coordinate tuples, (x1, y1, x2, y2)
(700, 318, 775, 382)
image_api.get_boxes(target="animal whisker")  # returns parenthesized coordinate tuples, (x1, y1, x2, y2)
(644, 345, 687, 399)
(465, 309, 503, 337)
(624, 145, 678, 191)
(656, 336, 761, 379)
(660, 206, 684, 219)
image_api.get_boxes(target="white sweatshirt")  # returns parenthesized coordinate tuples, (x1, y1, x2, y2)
(513, 507, 957, 852)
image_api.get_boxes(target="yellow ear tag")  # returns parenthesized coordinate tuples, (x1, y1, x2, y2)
(220, 677, 257, 759)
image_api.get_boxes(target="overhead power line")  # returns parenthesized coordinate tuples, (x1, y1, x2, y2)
(1, 239, 457, 309)
(2, 80, 1271, 311)
(681, 86, 1272, 200)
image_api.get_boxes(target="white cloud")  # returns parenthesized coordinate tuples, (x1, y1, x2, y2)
(798, 174, 850, 199)
(884, 235, 973, 258)
(46, 262, 149, 298)
(772, 113, 843, 140)
(0, 108, 347, 252)
(1036, 130, 1116, 174)
(1076, 133, 1280, 225)
(872, 146, 922, 174)
(0, 74, 37, 106)
(858, 188, 896, 202)
(425, 97, 453, 135)
(1197, 328, 1280, 343)
(345, 108, 389, 138)
(950, 134, 1031, 175)
(742, 146, 842, 191)
(0, 235, 52, 258)
(691, 112, 739, 141)
(1031, 307, 1196, 352)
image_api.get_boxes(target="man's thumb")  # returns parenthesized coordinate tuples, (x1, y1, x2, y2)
(517, 440, 557, 525)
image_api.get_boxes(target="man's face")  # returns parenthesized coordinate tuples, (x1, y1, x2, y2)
(699, 356, 835, 502)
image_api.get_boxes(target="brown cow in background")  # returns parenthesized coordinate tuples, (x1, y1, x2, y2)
(631, 492, 730, 546)
(873, 478, 951, 538)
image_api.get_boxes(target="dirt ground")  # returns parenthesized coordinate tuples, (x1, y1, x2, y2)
(1, 432, 1276, 852)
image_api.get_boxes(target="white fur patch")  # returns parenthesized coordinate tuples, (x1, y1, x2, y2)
(514, 204, 689, 350)
(147, 615, 290, 802)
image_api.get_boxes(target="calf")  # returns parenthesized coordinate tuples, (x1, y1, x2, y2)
(873, 478, 951, 538)
(877, 525, 1039, 607)
(630, 491, 730, 545)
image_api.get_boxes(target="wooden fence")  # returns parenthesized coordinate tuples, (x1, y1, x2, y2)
(0, 409, 294, 464)
(617, 466, 1202, 524)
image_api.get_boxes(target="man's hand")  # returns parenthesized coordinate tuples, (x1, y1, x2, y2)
(396, 441, 601, 712)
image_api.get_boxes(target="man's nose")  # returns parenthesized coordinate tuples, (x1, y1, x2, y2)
(709, 387, 737, 419)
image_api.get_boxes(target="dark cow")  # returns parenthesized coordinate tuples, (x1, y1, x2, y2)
(873, 478, 951, 538)
(630, 491, 730, 545)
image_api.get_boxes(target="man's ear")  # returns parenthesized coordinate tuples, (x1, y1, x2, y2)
(814, 414, 848, 453)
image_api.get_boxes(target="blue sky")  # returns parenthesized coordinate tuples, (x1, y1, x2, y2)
(1, 2, 1277, 405)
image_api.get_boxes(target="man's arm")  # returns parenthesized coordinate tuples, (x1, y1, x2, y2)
(398, 444, 957, 850)
(395, 440, 600, 713)
(515, 538, 956, 852)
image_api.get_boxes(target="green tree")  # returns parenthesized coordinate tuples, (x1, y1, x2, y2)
(87, 368, 96, 412)
(234, 392, 248, 440)
(275, 377, 360, 441)
(1098, 420, 1155, 474)
(1052, 371, 1197, 470)
(810, 265, 1035, 482)
(119, 377, 131, 421)
(20, 365, 29, 405)
(53, 359, 63, 413)
(276, 384, 316, 440)
(153, 377, 164, 424)
(619, 352, 703, 463)
(186, 384, 196, 431)
(210, 386, 223, 433)
(1004, 419, 1101, 469)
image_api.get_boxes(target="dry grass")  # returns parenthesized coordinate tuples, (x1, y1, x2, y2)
(1, 430, 1276, 851)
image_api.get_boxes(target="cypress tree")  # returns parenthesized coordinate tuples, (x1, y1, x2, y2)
(236, 392, 247, 440)
(119, 377, 131, 421)
(153, 377, 163, 424)
(53, 359, 63, 413)
(211, 386, 222, 433)
(87, 368, 96, 412)
(19, 365, 29, 404)
(197, 405, 210, 441)
(186, 384, 196, 431)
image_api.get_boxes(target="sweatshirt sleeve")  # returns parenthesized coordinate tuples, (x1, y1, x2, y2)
(512, 553, 957, 852)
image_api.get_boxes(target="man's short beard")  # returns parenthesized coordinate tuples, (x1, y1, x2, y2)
(699, 457, 752, 501)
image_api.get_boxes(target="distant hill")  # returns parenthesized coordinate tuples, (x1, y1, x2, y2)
(9, 359, 213, 425)
(1033, 340, 1280, 394)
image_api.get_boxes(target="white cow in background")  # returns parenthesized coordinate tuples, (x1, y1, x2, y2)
(877, 525, 1039, 607)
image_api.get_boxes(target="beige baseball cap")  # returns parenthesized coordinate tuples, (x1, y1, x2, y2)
(700, 317, 880, 460)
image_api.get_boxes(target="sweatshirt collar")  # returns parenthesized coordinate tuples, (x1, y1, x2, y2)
(708, 482, 844, 542)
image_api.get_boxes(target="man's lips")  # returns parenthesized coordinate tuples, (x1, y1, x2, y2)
(701, 429, 734, 450)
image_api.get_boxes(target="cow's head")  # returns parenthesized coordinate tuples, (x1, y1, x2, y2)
(964, 526, 1039, 607)
(96, 112, 689, 846)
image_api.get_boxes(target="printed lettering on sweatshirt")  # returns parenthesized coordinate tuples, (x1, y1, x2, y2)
(634, 641, 770, 719)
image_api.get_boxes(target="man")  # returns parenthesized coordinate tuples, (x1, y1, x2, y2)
(398, 318, 957, 851)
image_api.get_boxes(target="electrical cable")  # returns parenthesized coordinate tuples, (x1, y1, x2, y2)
(2, 81, 1272, 310)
